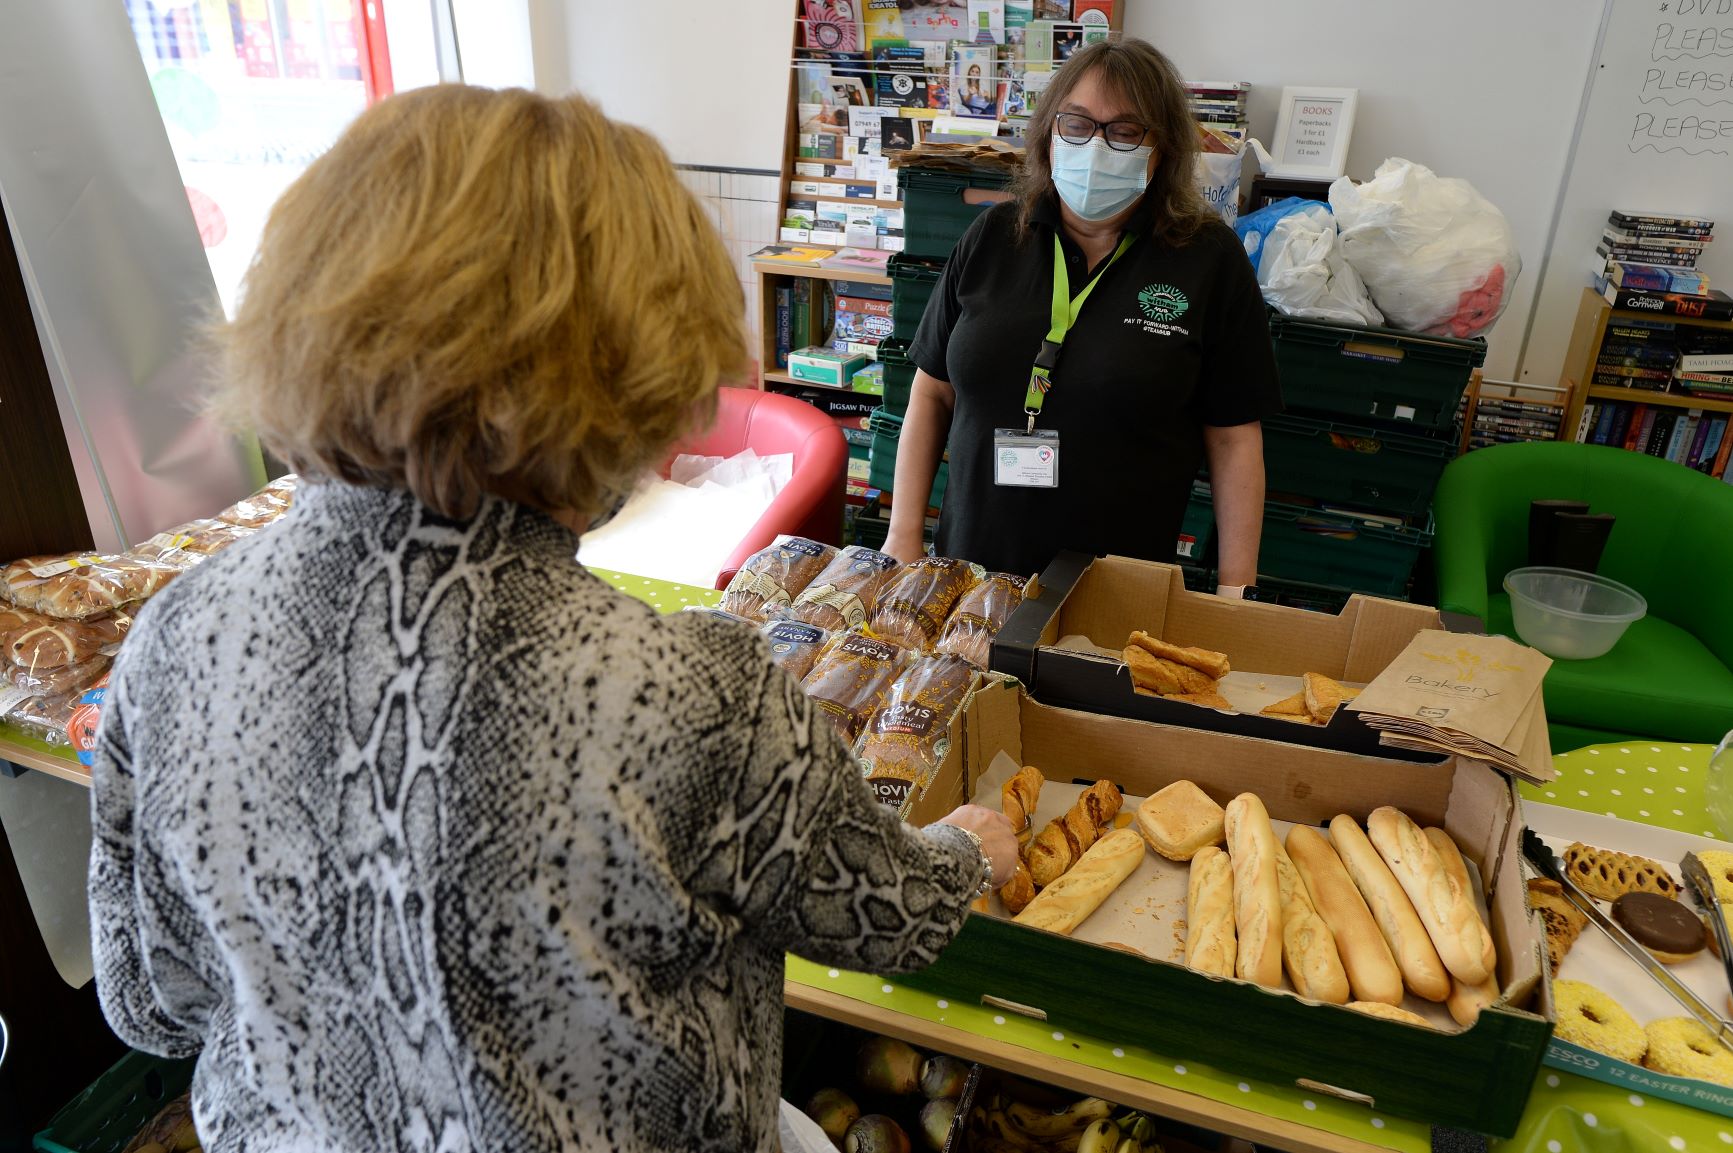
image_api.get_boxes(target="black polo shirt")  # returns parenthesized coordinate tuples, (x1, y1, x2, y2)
(909, 195, 1281, 577)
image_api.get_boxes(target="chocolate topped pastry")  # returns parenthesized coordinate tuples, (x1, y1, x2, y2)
(1612, 890, 1706, 964)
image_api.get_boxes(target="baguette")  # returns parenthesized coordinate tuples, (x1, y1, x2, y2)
(1425, 827, 1501, 1026)
(1287, 825, 1403, 1005)
(1273, 839, 1350, 1004)
(1185, 846, 1236, 978)
(1367, 808, 1494, 987)
(1223, 794, 1283, 988)
(1002, 765, 1044, 836)
(1328, 815, 1451, 1002)
(1026, 780, 1122, 887)
(1013, 829, 1145, 935)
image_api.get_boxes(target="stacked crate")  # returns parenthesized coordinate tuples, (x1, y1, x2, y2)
(863, 164, 1015, 546)
(1196, 314, 1487, 606)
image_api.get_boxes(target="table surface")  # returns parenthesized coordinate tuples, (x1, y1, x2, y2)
(6, 568, 1727, 1152)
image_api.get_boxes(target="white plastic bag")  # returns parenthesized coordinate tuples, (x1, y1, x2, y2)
(1194, 151, 1242, 226)
(1329, 158, 1521, 338)
(1253, 202, 1383, 327)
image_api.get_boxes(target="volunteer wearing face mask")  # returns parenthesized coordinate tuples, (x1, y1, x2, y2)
(886, 39, 1281, 592)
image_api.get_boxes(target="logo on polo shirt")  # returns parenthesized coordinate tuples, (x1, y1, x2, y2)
(1137, 284, 1190, 323)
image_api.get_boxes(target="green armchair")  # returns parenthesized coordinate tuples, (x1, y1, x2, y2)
(1433, 441, 1733, 751)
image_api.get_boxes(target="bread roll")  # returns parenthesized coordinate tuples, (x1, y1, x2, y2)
(1185, 846, 1236, 978)
(1273, 840, 1350, 1004)
(1223, 794, 1283, 988)
(1135, 780, 1224, 861)
(1013, 829, 1145, 935)
(1346, 1001, 1439, 1029)
(1425, 827, 1501, 1026)
(1002, 765, 1044, 836)
(1328, 815, 1451, 1002)
(1286, 825, 1404, 1006)
(1367, 808, 1494, 987)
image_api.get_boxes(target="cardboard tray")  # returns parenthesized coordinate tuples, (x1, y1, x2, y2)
(900, 680, 1553, 1137)
(1526, 803, 1733, 1118)
(991, 553, 1449, 761)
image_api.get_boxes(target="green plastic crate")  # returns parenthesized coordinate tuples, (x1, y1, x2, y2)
(1256, 573, 1364, 614)
(1269, 312, 1486, 433)
(1257, 498, 1434, 597)
(900, 166, 1014, 261)
(888, 253, 945, 344)
(1261, 411, 1455, 522)
(879, 339, 916, 417)
(867, 409, 948, 509)
(34, 1051, 197, 1153)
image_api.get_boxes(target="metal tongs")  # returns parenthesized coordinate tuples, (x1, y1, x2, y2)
(1681, 852, 1733, 1005)
(1522, 828, 1733, 1054)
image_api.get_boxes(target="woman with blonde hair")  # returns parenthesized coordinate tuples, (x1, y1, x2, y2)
(889, 39, 1281, 595)
(88, 85, 1015, 1152)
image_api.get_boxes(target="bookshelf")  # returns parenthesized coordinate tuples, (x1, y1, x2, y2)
(1560, 285, 1733, 437)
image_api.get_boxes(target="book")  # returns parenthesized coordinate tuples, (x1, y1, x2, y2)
(1592, 373, 1670, 390)
(1608, 261, 1711, 294)
(1605, 285, 1733, 321)
(1607, 321, 1679, 341)
(1597, 245, 1700, 269)
(1636, 408, 1664, 454)
(1666, 411, 1696, 461)
(950, 42, 997, 117)
(872, 45, 931, 108)
(1593, 361, 1673, 380)
(1714, 420, 1733, 477)
(1608, 403, 1633, 447)
(1607, 217, 1715, 241)
(805, 1, 863, 52)
(966, 0, 1005, 43)
(1680, 353, 1733, 372)
(862, 0, 906, 45)
(1603, 226, 1710, 251)
(1697, 416, 1727, 471)
(1593, 402, 1618, 445)
(1575, 402, 1598, 443)
(775, 285, 793, 369)
(1686, 411, 1713, 467)
(1625, 404, 1651, 450)
(1610, 210, 1715, 231)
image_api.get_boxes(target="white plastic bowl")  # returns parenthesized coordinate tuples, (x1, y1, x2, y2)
(1503, 566, 1646, 660)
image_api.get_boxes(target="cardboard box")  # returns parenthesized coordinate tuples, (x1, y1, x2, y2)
(992, 553, 1448, 759)
(901, 680, 1551, 1136)
(789, 347, 870, 389)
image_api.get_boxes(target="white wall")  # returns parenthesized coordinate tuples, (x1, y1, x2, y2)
(545, 0, 790, 170)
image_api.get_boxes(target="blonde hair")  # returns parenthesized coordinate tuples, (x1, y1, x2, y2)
(212, 85, 745, 520)
(1015, 39, 1216, 245)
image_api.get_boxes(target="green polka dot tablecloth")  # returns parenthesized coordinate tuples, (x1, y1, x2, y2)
(595, 569, 1733, 1152)
(1523, 742, 1718, 840)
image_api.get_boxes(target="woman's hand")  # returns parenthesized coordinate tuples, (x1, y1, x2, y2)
(936, 805, 1020, 888)
(883, 526, 926, 566)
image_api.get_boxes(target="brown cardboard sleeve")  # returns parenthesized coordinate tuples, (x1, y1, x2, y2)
(990, 553, 1448, 759)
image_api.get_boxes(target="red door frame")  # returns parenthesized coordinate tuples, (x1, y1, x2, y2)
(355, 0, 395, 103)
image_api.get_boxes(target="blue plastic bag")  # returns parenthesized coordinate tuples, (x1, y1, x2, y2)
(1233, 196, 1328, 270)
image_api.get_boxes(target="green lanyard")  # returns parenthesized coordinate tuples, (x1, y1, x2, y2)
(1023, 232, 1136, 433)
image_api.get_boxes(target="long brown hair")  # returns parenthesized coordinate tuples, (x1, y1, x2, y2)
(1015, 38, 1216, 245)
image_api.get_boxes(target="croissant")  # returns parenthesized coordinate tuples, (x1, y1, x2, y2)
(1027, 780, 1122, 888)
(1002, 765, 1045, 836)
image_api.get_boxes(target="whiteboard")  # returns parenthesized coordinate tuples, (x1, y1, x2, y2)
(1519, 0, 1733, 383)
(550, 0, 1610, 378)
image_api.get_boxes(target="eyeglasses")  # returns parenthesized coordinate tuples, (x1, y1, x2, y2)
(1054, 112, 1148, 151)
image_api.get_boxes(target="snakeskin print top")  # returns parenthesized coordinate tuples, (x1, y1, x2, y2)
(88, 481, 984, 1152)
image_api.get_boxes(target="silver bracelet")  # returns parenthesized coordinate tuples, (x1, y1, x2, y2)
(952, 826, 994, 897)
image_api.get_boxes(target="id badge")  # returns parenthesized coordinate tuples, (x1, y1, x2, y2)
(993, 429, 1060, 489)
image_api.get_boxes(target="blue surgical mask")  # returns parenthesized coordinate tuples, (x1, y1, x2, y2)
(1050, 135, 1154, 222)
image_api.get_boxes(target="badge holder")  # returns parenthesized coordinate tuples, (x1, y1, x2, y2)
(994, 339, 1063, 490)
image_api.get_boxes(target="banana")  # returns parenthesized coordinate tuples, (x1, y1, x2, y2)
(1114, 1140, 1138, 1153)
(1051, 1131, 1085, 1153)
(1006, 1097, 1114, 1139)
(982, 1108, 1044, 1151)
(1076, 1119, 1123, 1153)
